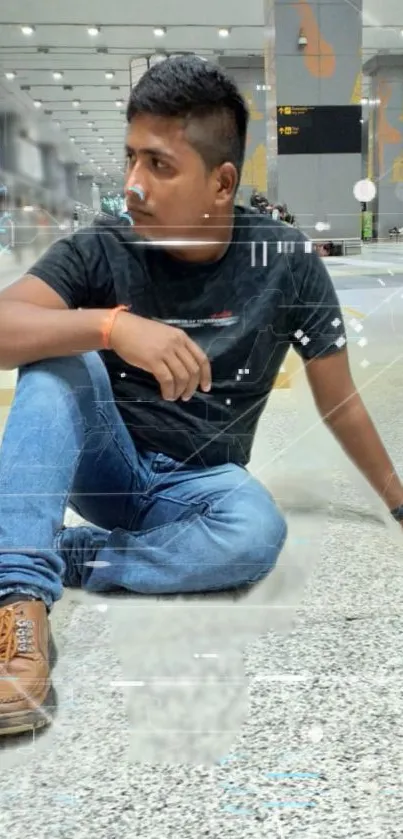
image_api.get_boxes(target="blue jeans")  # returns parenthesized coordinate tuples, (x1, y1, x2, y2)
(0, 352, 287, 610)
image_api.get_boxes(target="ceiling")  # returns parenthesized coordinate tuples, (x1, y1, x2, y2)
(0, 0, 402, 191)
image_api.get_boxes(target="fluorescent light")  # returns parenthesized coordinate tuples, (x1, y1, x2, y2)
(153, 27, 166, 37)
(115, 99, 124, 107)
(87, 26, 100, 36)
(112, 158, 117, 163)
(87, 121, 94, 127)
(33, 99, 42, 108)
(218, 27, 230, 37)
(90, 158, 95, 163)
(23, 205, 34, 212)
(72, 100, 81, 107)
(52, 71, 63, 80)
(106, 149, 112, 153)
(70, 137, 76, 142)
(105, 71, 115, 79)
(81, 149, 86, 153)
(21, 25, 35, 36)
(98, 137, 104, 143)
(97, 166, 102, 170)
(5, 72, 16, 80)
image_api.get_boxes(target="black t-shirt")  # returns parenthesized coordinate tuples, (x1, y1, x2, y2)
(28, 207, 346, 467)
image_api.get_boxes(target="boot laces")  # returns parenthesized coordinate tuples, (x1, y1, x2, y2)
(0, 608, 34, 663)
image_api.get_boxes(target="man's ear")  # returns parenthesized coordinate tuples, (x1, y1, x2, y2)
(215, 162, 238, 205)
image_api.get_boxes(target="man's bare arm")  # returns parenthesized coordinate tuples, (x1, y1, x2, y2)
(305, 349, 403, 513)
(0, 274, 106, 369)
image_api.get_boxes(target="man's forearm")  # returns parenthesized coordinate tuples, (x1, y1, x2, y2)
(0, 302, 107, 370)
(323, 394, 403, 512)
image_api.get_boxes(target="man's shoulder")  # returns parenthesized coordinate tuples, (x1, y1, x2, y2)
(69, 213, 144, 255)
(244, 211, 307, 246)
(235, 206, 308, 249)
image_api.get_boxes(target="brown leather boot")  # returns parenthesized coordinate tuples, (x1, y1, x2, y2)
(0, 600, 56, 736)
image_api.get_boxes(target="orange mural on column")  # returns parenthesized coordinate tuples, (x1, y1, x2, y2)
(292, 0, 335, 78)
(241, 145, 267, 193)
(377, 80, 402, 177)
(350, 72, 362, 104)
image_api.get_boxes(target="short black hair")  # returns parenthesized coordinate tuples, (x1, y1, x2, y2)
(126, 55, 249, 187)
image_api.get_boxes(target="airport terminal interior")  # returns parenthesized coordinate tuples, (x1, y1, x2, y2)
(1, 1, 403, 837)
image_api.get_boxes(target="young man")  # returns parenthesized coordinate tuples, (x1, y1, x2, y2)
(0, 55, 401, 738)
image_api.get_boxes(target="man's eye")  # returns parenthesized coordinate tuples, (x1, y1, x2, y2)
(152, 157, 167, 170)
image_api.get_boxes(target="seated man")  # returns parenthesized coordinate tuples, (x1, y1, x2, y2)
(0, 55, 402, 738)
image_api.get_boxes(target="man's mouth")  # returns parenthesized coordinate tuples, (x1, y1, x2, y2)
(128, 206, 152, 218)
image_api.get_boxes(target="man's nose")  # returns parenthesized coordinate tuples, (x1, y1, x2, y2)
(126, 185, 145, 202)
(125, 165, 147, 202)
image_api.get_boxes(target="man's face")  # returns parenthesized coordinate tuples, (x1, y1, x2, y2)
(124, 114, 229, 244)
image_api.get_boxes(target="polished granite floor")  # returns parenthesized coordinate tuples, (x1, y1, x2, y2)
(0, 244, 402, 838)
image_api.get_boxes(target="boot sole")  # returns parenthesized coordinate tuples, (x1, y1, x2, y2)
(0, 632, 58, 737)
(0, 682, 57, 737)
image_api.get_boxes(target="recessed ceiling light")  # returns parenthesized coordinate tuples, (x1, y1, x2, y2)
(87, 121, 94, 127)
(115, 99, 124, 107)
(90, 158, 95, 163)
(98, 137, 104, 143)
(87, 26, 100, 37)
(21, 25, 35, 36)
(218, 27, 230, 37)
(153, 27, 166, 37)
(70, 137, 76, 142)
(72, 100, 81, 107)
(54, 120, 61, 128)
(97, 166, 102, 170)
(78, 172, 83, 176)
(5, 71, 16, 80)
(106, 148, 112, 153)
(52, 71, 63, 80)
(33, 99, 42, 108)
(105, 71, 115, 79)
(112, 158, 117, 163)
(81, 149, 86, 153)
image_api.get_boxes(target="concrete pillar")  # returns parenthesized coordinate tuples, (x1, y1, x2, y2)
(264, 0, 363, 239)
(363, 55, 403, 239)
(64, 163, 78, 202)
(263, 0, 278, 204)
(218, 57, 267, 206)
(76, 175, 94, 208)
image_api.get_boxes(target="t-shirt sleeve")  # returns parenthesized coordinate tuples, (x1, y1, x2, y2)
(288, 242, 347, 359)
(26, 235, 93, 309)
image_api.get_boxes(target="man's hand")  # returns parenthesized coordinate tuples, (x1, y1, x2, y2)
(110, 310, 212, 402)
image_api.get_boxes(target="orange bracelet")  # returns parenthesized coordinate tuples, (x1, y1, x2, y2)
(101, 305, 130, 350)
